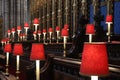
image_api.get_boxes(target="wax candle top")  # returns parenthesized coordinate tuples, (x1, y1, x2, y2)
(61, 28, 68, 37)
(7, 30, 11, 33)
(86, 24, 95, 34)
(43, 29, 46, 33)
(33, 18, 39, 24)
(12, 28, 15, 32)
(56, 26, 60, 31)
(17, 26, 22, 30)
(24, 22, 29, 28)
(38, 30, 42, 34)
(106, 15, 113, 22)
(49, 28, 53, 32)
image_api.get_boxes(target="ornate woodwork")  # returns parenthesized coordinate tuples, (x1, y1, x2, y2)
(0, 0, 120, 80)
(57, 0, 63, 30)
(0, 40, 120, 80)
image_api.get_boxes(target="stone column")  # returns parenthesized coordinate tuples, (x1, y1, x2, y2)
(24, 0, 29, 23)
(52, 0, 56, 39)
(2, 0, 9, 38)
(47, 0, 50, 39)
(21, 0, 24, 30)
(106, 0, 113, 15)
(39, 7, 43, 30)
(92, 0, 99, 26)
(42, 5, 45, 29)
(13, 0, 17, 27)
(47, 0, 50, 31)
(72, 0, 77, 36)
(65, 0, 69, 24)
(10, 0, 14, 29)
(58, 0, 62, 31)
(17, 0, 21, 26)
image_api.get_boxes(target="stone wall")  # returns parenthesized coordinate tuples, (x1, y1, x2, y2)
(0, 0, 30, 39)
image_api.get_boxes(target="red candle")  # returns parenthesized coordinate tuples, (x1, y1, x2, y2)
(12, 28, 15, 32)
(24, 22, 29, 28)
(56, 26, 60, 31)
(43, 29, 46, 33)
(86, 24, 95, 34)
(17, 26, 22, 30)
(106, 15, 113, 22)
(37, 30, 42, 34)
(64, 24, 69, 30)
(61, 28, 68, 37)
(7, 30, 11, 33)
(49, 28, 53, 32)
(33, 18, 39, 24)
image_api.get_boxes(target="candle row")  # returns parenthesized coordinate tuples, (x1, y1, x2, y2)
(1, 14, 113, 45)
(5, 18, 71, 44)
(4, 42, 45, 80)
(86, 14, 113, 43)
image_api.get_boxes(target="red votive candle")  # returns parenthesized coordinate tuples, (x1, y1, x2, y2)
(106, 15, 113, 22)
(12, 28, 15, 32)
(38, 30, 42, 34)
(86, 24, 95, 34)
(33, 31, 36, 36)
(33, 18, 39, 24)
(17, 26, 22, 31)
(24, 22, 29, 28)
(7, 30, 11, 33)
(61, 28, 68, 37)
(56, 26, 60, 31)
(43, 29, 46, 33)
(49, 28, 53, 33)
